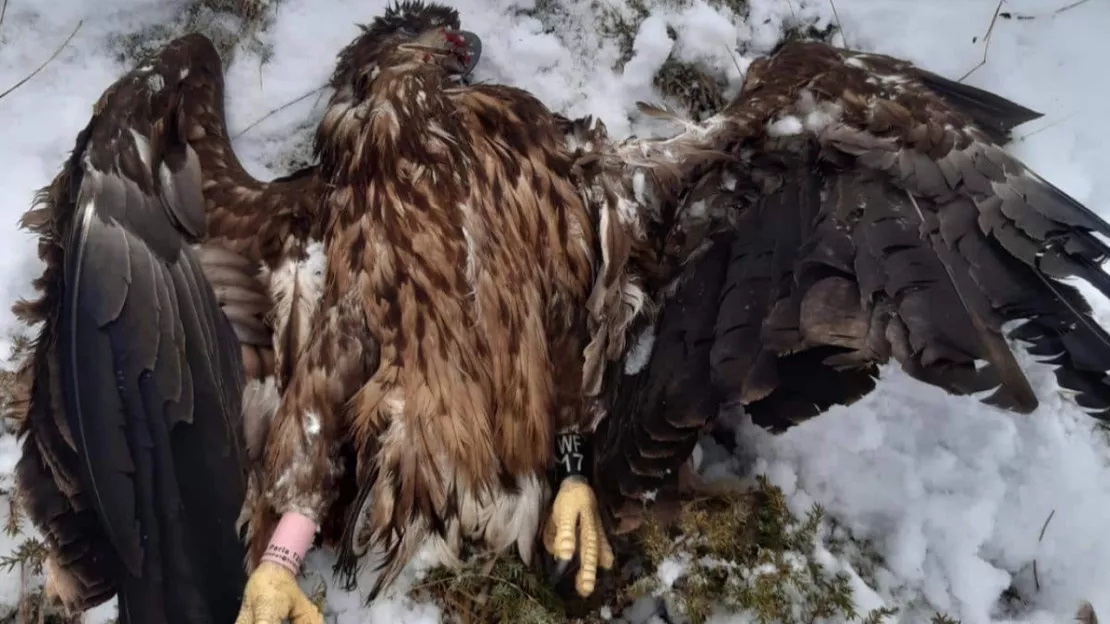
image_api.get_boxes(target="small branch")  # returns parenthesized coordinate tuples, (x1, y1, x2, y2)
(0, 20, 83, 102)
(998, 0, 1092, 21)
(828, 0, 846, 46)
(18, 558, 32, 624)
(230, 83, 326, 139)
(958, 0, 1005, 83)
(963, 0, 1090, 69)
(1014, 112, 1077, 142)
(1037, 508, 1057, 542)
(1054, 0, 1091, 15)
(0, 0, 9, 32)
(1032, 508, 1056, 591)
(723, 42, 744, 80)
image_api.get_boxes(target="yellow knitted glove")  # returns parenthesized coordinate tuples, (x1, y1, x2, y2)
(234, 560, 323, 624)
(542, 475, 615, 597)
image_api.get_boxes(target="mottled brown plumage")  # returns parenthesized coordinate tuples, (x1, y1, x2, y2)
(580, 41, 1110, 534)
(14, 4, 1110, 620)
(10, 3, 601, 617)
(242, 2, 598, 598)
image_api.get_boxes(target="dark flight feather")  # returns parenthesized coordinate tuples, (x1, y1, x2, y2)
(10, 33, 321, 623)
(588, 40, 1110, 531)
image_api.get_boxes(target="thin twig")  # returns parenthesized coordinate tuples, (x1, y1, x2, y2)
(1054, 0, 1091, 15)
(827, 0, 846, 47)
(0, 0, 9, 32)
(432, 570, 548, 612)
(18, 559, 31, 624)
(1015, 111, 1077, 143)
(958, 0, 1005, 83)
(410, 554, 552, 615)
(231, 83, 327, 139)
(723, 42, 744, 79)
(1032, 508, 1056, 591)
(1037, 509, 1056, 542)
(996, 0, 1093, 21)
(0, 20, 83, 102)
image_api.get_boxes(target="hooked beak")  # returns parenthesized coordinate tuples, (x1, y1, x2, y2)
(404, 28, 482, 77)
(447, 30, 482, 76)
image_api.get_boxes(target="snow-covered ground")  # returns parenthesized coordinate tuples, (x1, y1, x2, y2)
(1, 0, 1108, 622)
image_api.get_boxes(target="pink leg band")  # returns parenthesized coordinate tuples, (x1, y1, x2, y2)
(260, 512, 318, 575)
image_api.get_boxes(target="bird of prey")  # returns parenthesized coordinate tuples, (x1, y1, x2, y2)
(8, 2, 1110, 624)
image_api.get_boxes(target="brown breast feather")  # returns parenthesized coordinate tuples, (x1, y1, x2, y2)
(251, 64, 598, 596)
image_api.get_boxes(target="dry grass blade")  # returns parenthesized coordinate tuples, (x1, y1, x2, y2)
(1015, 111, 1077, 143)
(994, 0, 1092, 20)
(1055, 0, 1091, 15)
(409, 552, 566, 623)
(1037, 509, 1056, 542)
(0, 0, 9, 32)
(1032, 508, 1056, 591)
(827, 0, 846, 46)
(231, 84, 327, 139)
(0, 20, 83, 102)
(958, 0, 1004, 83)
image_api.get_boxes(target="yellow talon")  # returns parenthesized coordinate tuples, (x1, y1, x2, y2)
(543, 475, 615, 597)
(234, 561, 324, 624)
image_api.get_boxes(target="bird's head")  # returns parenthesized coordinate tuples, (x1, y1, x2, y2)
(332, 1, 482, 92)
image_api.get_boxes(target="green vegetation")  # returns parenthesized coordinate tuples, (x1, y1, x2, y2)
(109, 0, 276, 67)
(521, 0, 838, 120)
(407, 477, 898, 624)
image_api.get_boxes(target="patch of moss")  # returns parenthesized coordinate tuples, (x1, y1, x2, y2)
(0, 369, 16, 429)
(0, 588, 83, 624)
(782, 18, 840, 47)
(0, 329, 88, 623)
(823, 517, 885, 590)
(653, 58, 729, 121)
(518, 0, 839, 121)
(408, 552, 567, 624)
(411, 477, 897, 623)
(626, 475, 896, 624)
(1, 329, 30, 435)
(0, 536, 45, 577)
(0, 527, 80, 624)
(108, 0, 277, 68)
(596, 0, 654, 69)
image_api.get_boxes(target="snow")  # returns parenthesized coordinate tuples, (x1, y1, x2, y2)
(1, 0, 1109, 622)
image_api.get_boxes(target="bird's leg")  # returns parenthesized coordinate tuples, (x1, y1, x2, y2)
(235, 512, 322, 624)
(236, 295, 376, 624)
(542, 431, 614, 597)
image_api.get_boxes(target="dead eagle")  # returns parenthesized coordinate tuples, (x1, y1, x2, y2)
(9, 1, 1110, 623)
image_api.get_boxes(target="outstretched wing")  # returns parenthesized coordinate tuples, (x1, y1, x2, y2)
(591, 40, 1110, 529)
(9, 34, 321, 622)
